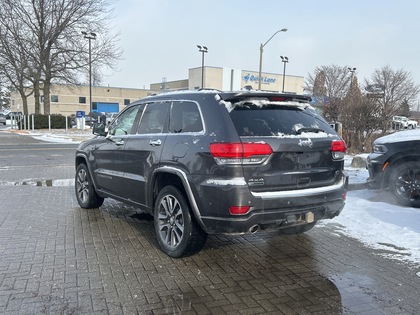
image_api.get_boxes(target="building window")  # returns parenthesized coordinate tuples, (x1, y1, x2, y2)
(79, 96, 86, 104)
(51, 95, 58, 102)
(92, 102, 98, 111)
(40, 95, 44, 103)
(124, 99, 130, 105)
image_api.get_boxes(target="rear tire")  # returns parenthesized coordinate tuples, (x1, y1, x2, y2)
(154, 186, 207, 257)
(279, 221, 317, 235)
(75, 163, 104, 208)
(389, 162, 420, 207)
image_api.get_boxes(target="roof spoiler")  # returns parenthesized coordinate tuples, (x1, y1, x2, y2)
(221, 91, 311, 103)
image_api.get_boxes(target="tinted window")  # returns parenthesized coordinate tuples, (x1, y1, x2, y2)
(230, 104, 333, 136)
(137, 102, 170, 134)
(170, 101, 203, 133)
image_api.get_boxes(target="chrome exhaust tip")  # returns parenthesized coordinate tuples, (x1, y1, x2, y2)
(249, 225, 259, 234)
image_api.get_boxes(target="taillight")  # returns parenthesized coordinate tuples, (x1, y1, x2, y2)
(210, 142, 272, 165)
(331, 140, 346, 160)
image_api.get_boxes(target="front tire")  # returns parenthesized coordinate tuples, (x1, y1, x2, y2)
(154, 186, 207, 257)
(75, 163, 104, 208)
(389, 162, 420, 207)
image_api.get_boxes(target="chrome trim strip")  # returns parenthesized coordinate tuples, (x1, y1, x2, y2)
(154, 166, 207, 231)
(251, 177, 346, 199)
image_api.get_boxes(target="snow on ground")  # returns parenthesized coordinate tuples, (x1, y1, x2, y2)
(8, 129, 420, 267)
(321, 154, 420, 267)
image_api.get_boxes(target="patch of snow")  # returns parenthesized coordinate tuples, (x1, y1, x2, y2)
(374, 129, 420, 144)
(319, 189, 420, 265)
(204, 178, 247, 186)
(31, 134, 77, 144)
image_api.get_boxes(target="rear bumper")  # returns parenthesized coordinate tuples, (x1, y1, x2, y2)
(196, 175, 348, 235)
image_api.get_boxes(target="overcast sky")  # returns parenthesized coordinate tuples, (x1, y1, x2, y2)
(101, 0, 420, 90)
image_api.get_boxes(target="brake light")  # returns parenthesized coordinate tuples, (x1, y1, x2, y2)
(269, 96, 287, 102)
(210, 142, 272, 165)
(331, 140, 346, 160)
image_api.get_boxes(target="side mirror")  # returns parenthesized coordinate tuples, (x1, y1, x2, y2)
(92, 123, 107, 136)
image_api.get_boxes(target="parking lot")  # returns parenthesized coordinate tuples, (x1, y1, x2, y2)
(0, 131, 419, 314)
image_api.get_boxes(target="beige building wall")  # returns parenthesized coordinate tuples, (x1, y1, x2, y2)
(10, 85, 155, 116)
(10, 67, 305, 117)
(188, 67, 304, 93)
(150, 79, 189, 91)
(240, 70, 304, 93)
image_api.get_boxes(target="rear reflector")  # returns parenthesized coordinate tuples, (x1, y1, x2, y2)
(229, 206, 251, 215)
(210, 142, 272, 165)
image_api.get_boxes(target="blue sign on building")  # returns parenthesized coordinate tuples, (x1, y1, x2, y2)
(76, 111, 85, 118)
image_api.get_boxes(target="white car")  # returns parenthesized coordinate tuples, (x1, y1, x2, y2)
(392, 116, 418, 129)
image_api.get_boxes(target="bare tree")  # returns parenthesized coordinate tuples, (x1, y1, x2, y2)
(0, 6, 35, 115)
(365, 66, 420, 133)
(341, 76, 382, 152)
(305, 65, 353, 121)
(0, 0, 122, 114)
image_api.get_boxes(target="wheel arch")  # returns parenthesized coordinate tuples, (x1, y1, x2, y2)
(75, 153, 101, 193)
(382, 152, 420, 188)
(150, 166, 207, 232)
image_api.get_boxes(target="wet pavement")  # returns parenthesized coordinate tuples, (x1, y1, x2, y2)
(0, 130, 419, 314)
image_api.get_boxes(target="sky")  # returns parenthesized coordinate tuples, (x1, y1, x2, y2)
(99, 0, 420, 91)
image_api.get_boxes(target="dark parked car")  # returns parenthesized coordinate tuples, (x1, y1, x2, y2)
(367, 129, 420, 207)
(75, 90, 348, 257)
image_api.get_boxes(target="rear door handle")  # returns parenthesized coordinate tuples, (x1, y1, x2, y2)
(149, 139, 162, 146)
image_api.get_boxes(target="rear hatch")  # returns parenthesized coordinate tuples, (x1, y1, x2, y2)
(222, 93, 346, 192)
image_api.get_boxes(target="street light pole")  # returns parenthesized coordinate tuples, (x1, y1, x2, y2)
(258, 28, 287, 90)
(348, 67, 356, 85)
(197, 45, 208, 89)
(280, 56, 289, 93)
(82, 31, 97, 127)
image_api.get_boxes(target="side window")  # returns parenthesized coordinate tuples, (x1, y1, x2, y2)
(137, 102, 170, 134)
(169, 101, 203, 133)
(108, 105, 142, 136)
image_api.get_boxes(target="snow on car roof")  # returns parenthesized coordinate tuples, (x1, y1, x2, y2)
(375, 129, 420, 144)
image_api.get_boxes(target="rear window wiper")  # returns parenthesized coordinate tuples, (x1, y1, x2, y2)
(296, 127, 325, 134)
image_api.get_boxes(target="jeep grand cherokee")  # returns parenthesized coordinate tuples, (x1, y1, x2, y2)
(75, 90, 348, 257)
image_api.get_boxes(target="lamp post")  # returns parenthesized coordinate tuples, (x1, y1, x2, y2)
(280, 56, 289, 93)
(348, 67, 356, 84)
(82, 31, 97, 127)
(258, 28, 287, 90)
(197, 45, 208, 89)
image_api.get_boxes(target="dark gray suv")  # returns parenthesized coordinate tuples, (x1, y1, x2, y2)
(75, 90, 348, 257)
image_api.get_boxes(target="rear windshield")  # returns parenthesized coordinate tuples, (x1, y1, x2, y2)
(229, 103, 334, 137)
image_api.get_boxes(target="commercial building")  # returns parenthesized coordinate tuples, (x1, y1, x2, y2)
(10, 85, 154, 117)
(152, 66, 304, 94)
(10, 67, 304, 116)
